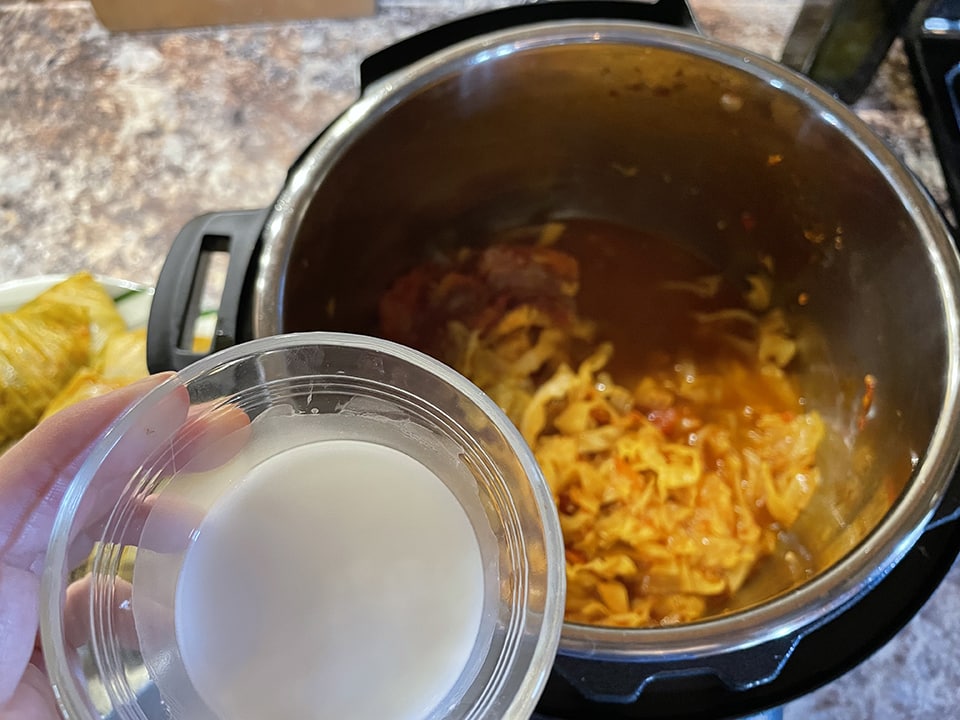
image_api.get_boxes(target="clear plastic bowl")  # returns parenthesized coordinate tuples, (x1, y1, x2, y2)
(40, 332, 564, 720)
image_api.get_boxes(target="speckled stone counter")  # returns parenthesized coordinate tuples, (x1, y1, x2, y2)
(1, 1, 958, 718)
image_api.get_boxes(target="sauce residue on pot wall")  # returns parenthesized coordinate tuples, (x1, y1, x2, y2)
(377, 218, 826, 627)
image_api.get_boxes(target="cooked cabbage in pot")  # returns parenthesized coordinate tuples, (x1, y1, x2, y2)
(379, 228, 824, 627)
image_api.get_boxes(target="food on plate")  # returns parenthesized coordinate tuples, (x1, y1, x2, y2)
(0, 300, 91, 444)
(378, 221, 825, 627)
(0, 272, 148, 449)
(39, 366, 139, 422)
(26, 271, 129, 355)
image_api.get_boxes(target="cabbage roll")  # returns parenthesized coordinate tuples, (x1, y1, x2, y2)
(40, 368, 133, 421)
(93, 327, 148, 378)
(0, 302, 91, 444)
(21, 272, 127, 355)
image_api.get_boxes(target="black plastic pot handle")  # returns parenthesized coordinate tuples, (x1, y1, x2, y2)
(146, 208, 269, 373)
(550, 635, 799, 705)
(359, 0, 699, 91)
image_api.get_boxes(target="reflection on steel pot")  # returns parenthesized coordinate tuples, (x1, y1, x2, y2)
(147, 2, 960, 718)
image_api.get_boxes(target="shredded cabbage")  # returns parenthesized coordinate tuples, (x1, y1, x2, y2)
(380, 243, 824, 627)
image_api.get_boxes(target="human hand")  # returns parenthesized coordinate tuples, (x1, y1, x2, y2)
(0, 376, 171, 720)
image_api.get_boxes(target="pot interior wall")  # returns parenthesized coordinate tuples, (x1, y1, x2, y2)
(278, 38, 950, 607)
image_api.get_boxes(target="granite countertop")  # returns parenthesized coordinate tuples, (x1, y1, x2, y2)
(1, 1, 958, 718)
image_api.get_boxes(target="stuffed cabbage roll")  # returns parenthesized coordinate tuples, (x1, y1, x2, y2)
(1, 273, 151, 449)
(43, 329, 149, 420)
(0, 302, 91, 444)
(40, 368, 133, 421)
(93, 327, 148, 378)
(21, 272, 127, 355)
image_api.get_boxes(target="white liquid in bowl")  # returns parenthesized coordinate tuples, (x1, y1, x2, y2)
(175, 439, 485, 720)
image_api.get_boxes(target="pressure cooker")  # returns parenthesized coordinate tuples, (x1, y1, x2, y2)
(146, 2, 960, 717)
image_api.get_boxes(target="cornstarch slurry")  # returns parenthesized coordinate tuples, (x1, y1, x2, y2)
(175, 439, 485, 720)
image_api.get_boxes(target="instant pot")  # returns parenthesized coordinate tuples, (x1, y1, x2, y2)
(146, 2, 960, 717)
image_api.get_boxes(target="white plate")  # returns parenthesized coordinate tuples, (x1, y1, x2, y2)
(0, 274, 154, 328)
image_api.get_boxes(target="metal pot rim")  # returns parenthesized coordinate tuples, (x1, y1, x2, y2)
(252, 19, 960, 661)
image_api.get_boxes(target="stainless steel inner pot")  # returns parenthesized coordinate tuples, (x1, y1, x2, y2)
(140, 17, 960, 708)
(245, 19, 960, 666)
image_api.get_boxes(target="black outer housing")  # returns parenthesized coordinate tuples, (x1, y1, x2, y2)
(359, 0, 698, 89)
(904, 0, 960, 222)
(799, 0, 921, 104)
(534, 515, 960, 719)
(145, 2, 960, 717)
